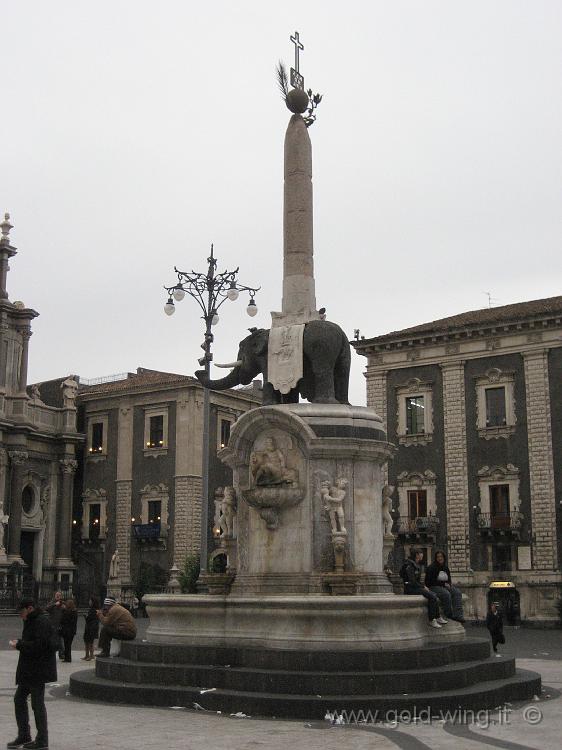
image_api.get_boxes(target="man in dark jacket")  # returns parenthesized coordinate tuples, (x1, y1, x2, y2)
(400, 548, 443, 629)
(425, 550, 465, 623)
(8, 598, 57, 750)
(45, 592, 63, 660)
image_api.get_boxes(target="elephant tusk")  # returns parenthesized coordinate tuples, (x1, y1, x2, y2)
(214, 360, 242, 369)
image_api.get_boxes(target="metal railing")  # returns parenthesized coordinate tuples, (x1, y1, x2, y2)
(476, 512, 524, 532)
(396, 516, 440, 536)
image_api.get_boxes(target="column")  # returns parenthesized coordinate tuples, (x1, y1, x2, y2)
(6, 450, 28, 561)
(440, 362, 471, 574)
(18, 329, 31, 393)
(56, 458, 77, 562)
(523, 349, 557, 570)
(115, 405, 133, 584)
(172, 394, 203, 567)
(366, 367, 388, 484)
(0, 449, 8, 560)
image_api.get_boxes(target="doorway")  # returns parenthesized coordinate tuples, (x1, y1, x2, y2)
(20, 531, 36, 578)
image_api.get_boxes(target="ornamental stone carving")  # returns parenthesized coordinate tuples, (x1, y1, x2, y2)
(381, 485, 395, 536)
(9, 450, 28, 466)
(240, 433, 303, 530)
(61, 377, 78, 407)
(60, 458, 78, 474)
(321, 478, 348, 534)
(218, 486, 236, 538)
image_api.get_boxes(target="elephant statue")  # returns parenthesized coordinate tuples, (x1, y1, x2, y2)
(195, 320, 351, 405)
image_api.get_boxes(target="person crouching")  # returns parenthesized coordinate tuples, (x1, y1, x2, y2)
(96, 597, 137, 657)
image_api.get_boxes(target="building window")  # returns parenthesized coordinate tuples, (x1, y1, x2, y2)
(87, 414, 108, 458)
(396, 379, 433, 445)
(91, 423, 104, 453)
(475, 368, 515, 438)
(89, 504, 101, 540)
(147, 500, 162, 526)
(489, 484, 510, 528)
(139, 483, 168, 538)
(477, 464, 522, 533)
(148, 415, 164, 448)
(406, 396, 425, 434)
(485, 387, 506, 427)
(81, 489, 108, 541)
(220, 419, 231, 448)
(22, 486, 35, 515)
(216, 412, 236, 451)
(143, 407, 168, 455)
(408, 489, 427, 519)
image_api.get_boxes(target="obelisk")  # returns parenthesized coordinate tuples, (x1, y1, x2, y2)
(271, 34, 319, 328)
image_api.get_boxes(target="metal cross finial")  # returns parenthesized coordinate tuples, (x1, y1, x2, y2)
(290, 31, 304, 73)
(290, 31, 305, 90)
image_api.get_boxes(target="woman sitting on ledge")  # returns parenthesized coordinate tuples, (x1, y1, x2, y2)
(400, 547, 446, 630)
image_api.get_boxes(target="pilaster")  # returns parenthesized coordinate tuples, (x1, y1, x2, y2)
(523, 349, 557, 570)
(6, 449, 28, 562)
(0, 448, 8, 561)
(115, 404, 133, 584)
(440, 361, 470, 574)
(56, 458, 77, 563)
(173, 395, 202, 566)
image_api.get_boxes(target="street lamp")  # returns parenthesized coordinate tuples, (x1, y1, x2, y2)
(164, 244, 259, 577)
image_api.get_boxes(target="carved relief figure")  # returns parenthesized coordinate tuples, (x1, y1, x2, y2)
(213, 487, 224, 535)
(382, 485, 395, 535)
(219, 486, 237, 538)
(250, 436, 297, 487)
(321, 477, 348, 534)
(61, 377, 78, 407)
(30, 384, 43, 403)
(109, 550, 120, 580)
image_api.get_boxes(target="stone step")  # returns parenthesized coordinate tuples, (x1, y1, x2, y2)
(122, 636, 490, 672)
(95, 654, 515, 695)
(69, 667, 541, 719)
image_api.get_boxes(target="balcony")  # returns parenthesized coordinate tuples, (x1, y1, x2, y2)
(476, 511, 524, 539)
(132, 523, 162, 542)
(396, 515, 440, 540)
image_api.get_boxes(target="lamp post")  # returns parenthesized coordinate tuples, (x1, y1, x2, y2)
(164, 244, 259, 576)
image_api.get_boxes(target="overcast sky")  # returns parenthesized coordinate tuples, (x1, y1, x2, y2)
(2, 1, 561, 405)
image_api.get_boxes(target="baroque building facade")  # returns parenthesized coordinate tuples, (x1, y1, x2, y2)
(74, 369, 262, 598)
(0, 214, 82, 592)
(354, 296, 562, 623)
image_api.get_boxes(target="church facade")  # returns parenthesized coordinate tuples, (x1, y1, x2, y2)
(0, 214, 82, 596)
(0, 215, 262, 605)
(354, 297, 562, 623)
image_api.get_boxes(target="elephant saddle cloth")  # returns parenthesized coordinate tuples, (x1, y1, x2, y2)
(267, 324, 305, 394)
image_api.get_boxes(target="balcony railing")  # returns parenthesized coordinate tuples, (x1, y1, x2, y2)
(132, 523, 162, 541)
(396, 516, 440, 537)
(476, 512, 524, 533)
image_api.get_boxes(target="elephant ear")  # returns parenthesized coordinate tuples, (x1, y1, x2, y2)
(251, 329, 269, 357)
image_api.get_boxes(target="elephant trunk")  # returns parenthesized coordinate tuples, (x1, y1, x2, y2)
(195, 367, 241, 391)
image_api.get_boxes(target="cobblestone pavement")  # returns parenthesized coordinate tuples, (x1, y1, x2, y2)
(0, 619, 560, 750)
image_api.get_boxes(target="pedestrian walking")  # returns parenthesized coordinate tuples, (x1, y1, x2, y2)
(486, 601, 505, 654)
(82, 596, 100, 661)
(8, 597, 56, 750)
(60, 599, 78, 663)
